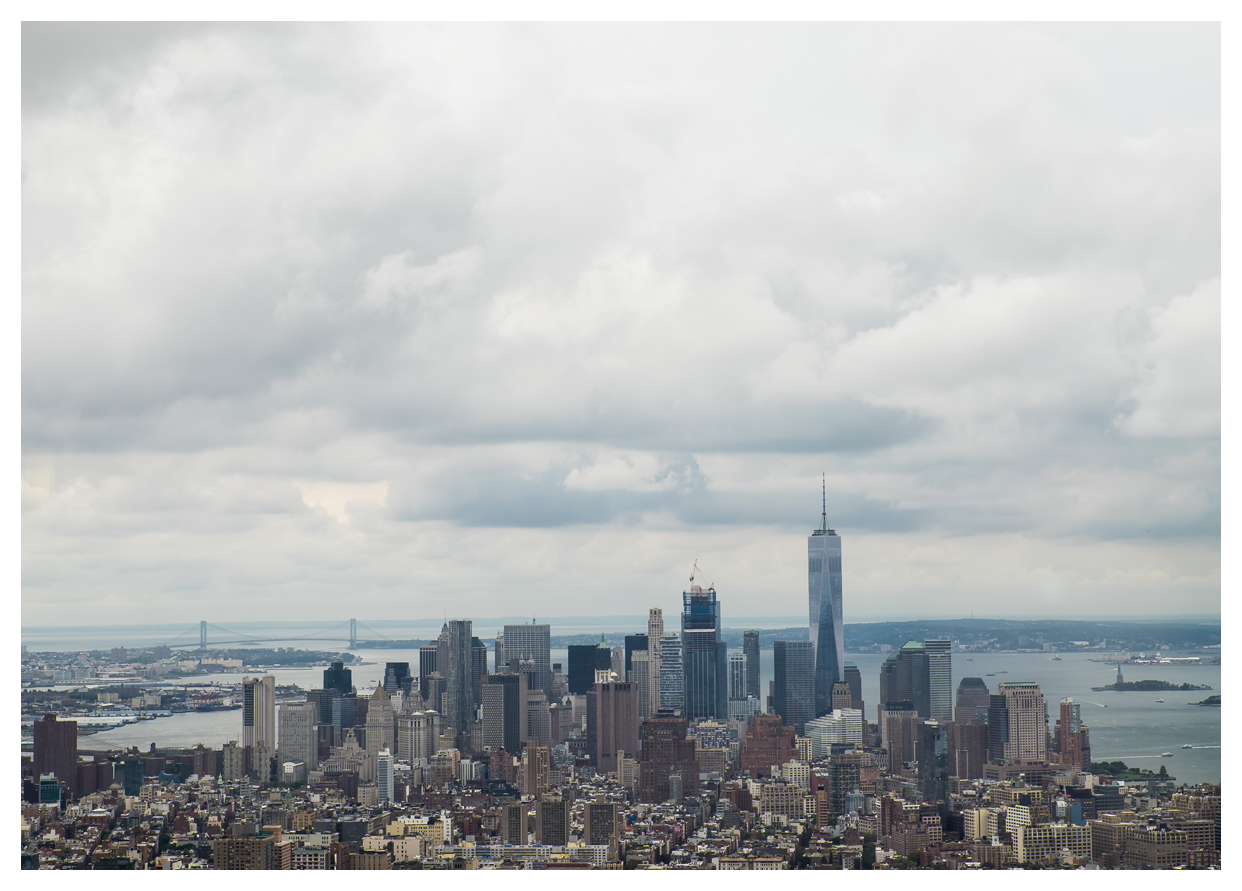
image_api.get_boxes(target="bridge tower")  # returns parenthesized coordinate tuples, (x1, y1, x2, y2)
(200, 620, 207, 650)
(350, 618, 357, 649)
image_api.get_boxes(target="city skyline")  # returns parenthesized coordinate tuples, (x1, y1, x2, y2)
(22, 23, 1220, 629)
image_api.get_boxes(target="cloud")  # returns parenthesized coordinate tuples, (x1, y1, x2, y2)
(21, 24, 1220, 626)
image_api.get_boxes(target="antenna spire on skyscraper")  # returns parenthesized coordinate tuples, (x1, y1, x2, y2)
(821, 473, 827, 533)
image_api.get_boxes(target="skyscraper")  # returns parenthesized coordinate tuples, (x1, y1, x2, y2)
(647, 608, 664, 719)
(377, 748, 394, 805)
(917, 720, 949, 804)
(955, 677, 991, 723)
(1056, 698, 1091, 771)
(743, 630, 760, 700)
(418, 645, 437, 702)
(659, 632, 683, 713)
(772, 641, 815, 733)
(878, 641, 929, 718)
(728, 652, 747, 702)
(278, 701, 319, 769)
(480, 673, 524, 754)
(591, 681, 638, 775)
(843, 662, 864, 713)
(243, 676, 276, 750)
(442, 620, 475, 737)
(33, 714, 77, 803)
(924, 639, 952, 722)
(383, 662, 411, 696)
(323, 661, 352, 697)
(567, 644, 611, 694)
(809, 481, 844, 717)
(681, 583, 725, 720)
(638, 715, 700, 803)
(996, 681, 1049, 764)
(502, 622, 551, 693)
(624, 633, 648, 679)
(365, 685, 395, 755)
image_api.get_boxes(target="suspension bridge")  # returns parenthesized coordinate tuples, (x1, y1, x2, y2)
(162, 618, 395, 650)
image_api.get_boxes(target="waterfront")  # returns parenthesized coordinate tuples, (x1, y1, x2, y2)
(60, 647, 1219, 786)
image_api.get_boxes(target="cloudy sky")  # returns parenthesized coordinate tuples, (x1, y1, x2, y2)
(21, 23, 1220, 629)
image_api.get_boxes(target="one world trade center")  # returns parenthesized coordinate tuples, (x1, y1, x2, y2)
(808, 481, 844, 717)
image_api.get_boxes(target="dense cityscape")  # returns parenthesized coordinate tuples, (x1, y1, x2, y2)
(20, 504, 1221, 870)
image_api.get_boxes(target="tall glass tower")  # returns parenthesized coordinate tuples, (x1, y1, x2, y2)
(681, 584, 725, 720)
(809, 480, 844, 718)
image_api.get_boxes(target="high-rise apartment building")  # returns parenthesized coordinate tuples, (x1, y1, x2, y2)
(502, 622, 551, 693)
(584, 798, 621, 846)
(996, 681, 1048, 764)
(924, 639, 952, 722)
(376, 748, 394, 805)
(681, 583, 726, 720)
(743, 630, 760, 700)
(658, 632, 684, 713)
(772, 640, 815, 733)
(441, 621, 475, 737)
(33, 714, 77, 803)
(243, 676, 276, 750)
(809, 483, 845, 717)
(536, 794, 569, 846)
(278, 701, 319, 769)
(1056, 698, 1091, 771)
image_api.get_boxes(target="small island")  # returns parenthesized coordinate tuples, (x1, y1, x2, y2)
(1091, 679, 1213, 692)
(1192, 694, 1221, 706)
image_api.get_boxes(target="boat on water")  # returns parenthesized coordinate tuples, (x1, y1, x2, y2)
(1154, 699, 1164, 703)
(985, 673, 996, 677)
(1182, 744, 1193, 749)
(1051, 656, 1062, 661)
(1161, 752, 1173, 757)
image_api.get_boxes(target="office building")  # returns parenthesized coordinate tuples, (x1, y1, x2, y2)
(878, 641, 929, 719)
(996, 681, 1048, 764)
(728, 652, 747, 702)
(471, 636, 488, 698)
(591, 681, 638, 775)
(624, 633, 647, 680)
(832, 681, 853, 711)
(33, 714, 77, 803)
(772, 640, 815, 733)
(917, 721, 949, 804)
(365, 686, 395, 755)
(418, 645, 437, 701)
(243, 676, 277, 750)
(804, 709, 864, 757)
(638, 715, 700, 803)
(947, 720, 988, 780)
(743, 630, 760, 700)
(323, 661, 352, 697)
(924, 639, 952, 722)
(955, 677, 991, 723)
(502, 622, 551, 693)
(382, 662, 411, 697)
(843, 662, 864, 712)
(480, 674, 524, 754)
(494, 633, 505, 675)
(658, 632, 684, 713)
(647, 608, 664, 722)
(278, 701, 319, 770)
(567, 643, 611, 695)
(682, 583, 726, 720)
(808, 482, 845, 716)
(630, 649, 651, 719)
(397, 709, 441, 763)
(987, 694, 1009, 764)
